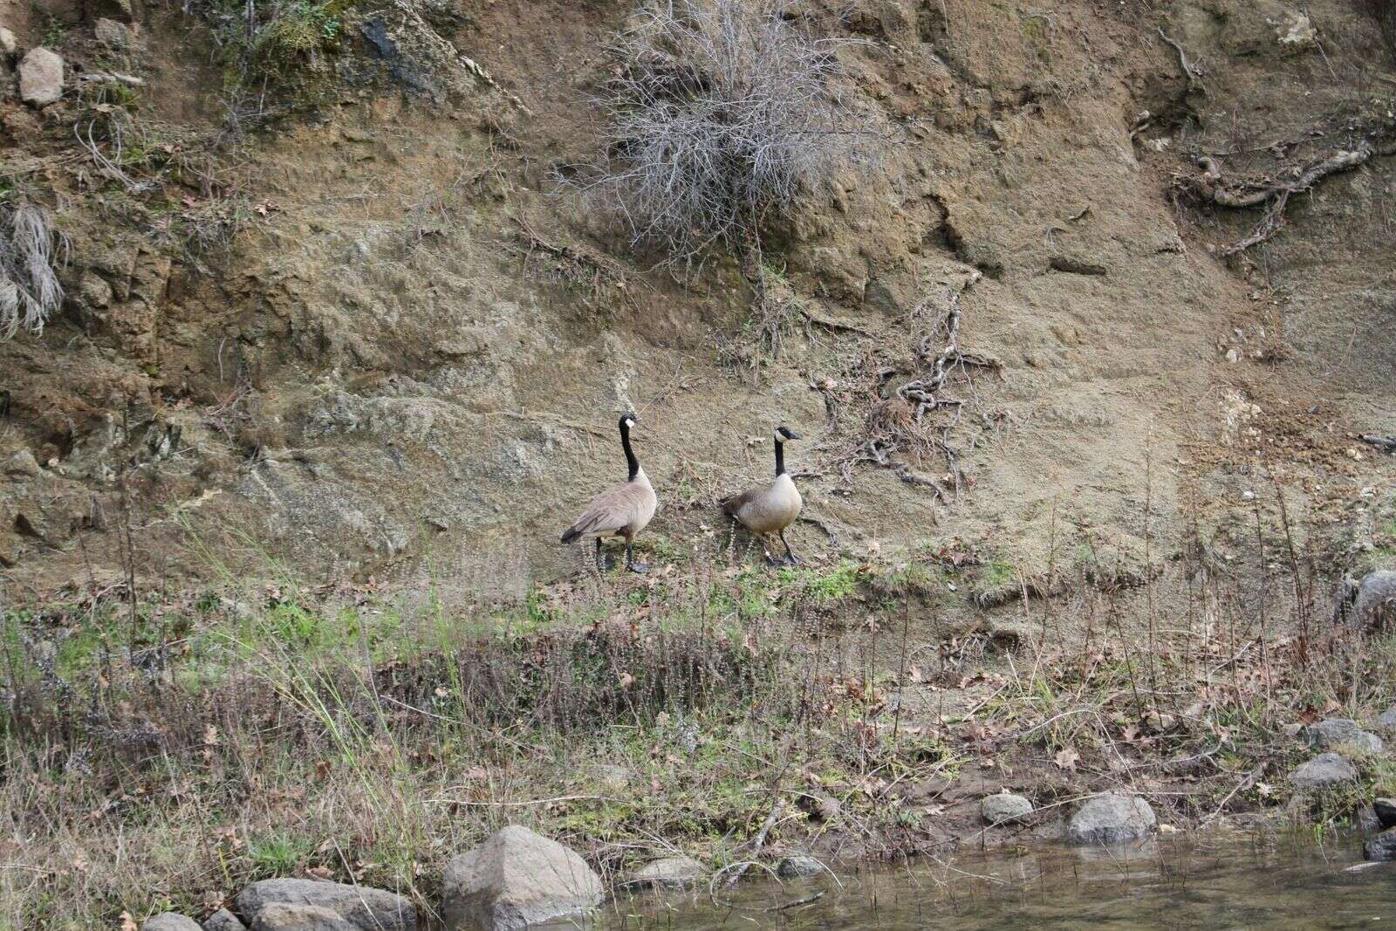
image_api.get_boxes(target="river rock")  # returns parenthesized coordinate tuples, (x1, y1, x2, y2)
(234, 879, 416, 931)
(441, 825, 603, 930)
(1355, 572, 1396, 629)
(251, 903, 355, 931)
(1304, 718, 1384, 754)
(143, 915, 201, 931)
(1066, 794, 1157, 845)
(19, 47, 63, 107)
(1374, 798, 1396, 830)
(1364, 828, 1396, 862)
(1289, 752, 1357, 790)
(623, 855, 705, 890)
(981, 792, 1033, 825)
(203, 909, 247, 931)
(776, 855, 824, 878)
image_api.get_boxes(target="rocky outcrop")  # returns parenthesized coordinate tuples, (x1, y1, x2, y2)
(622, 855, 705, 890)
(1364, 828, 1396, 862)
(18, 47, 63, 107)
(1066, 794, 1156, 846)
(4, 449, 41, 478)
(1289, 752, 1358, 790)
(142, 915, 201, 931)
(202, 909, 247, 931)
(234, 879, 416, 931)
(1303, 718, 1384, 754)
(980, 792, 1033, 825)
(441, 826, 603, 931)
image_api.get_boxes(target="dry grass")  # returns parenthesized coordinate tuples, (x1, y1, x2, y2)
(0, 202, 66, 340)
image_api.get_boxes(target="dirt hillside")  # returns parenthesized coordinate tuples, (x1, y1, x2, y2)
(1, 0, 1393, 602)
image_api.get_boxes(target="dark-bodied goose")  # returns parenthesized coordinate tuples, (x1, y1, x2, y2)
(721, 425, 803, 565)
(560, 413, 659, 573)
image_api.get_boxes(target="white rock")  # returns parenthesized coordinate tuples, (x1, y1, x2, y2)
(19, 47, 64, 107)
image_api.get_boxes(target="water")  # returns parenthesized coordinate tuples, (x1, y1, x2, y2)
(607, 833, 1396, 929)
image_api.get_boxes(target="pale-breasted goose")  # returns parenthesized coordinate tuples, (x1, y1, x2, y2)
(721, 426, 803, 565)
(560, 413, 659, 573)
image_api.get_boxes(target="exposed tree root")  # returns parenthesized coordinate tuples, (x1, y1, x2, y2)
(1359, 434, 1396, 454)
(1180, 127, 1396, 256)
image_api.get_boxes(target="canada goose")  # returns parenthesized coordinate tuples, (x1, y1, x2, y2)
(721, 426, 803, 565)
(560, 413, 659, 574)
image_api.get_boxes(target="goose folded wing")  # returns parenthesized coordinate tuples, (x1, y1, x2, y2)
(567, 483, 647, 537)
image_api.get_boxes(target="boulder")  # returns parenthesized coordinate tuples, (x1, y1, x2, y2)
(203, 909, 247, 931)
(95, 17, 134, 50)
(441, 825, 603, 931)
(622, 855, 704, 890)
(1289, 752, 1357, 791)
(1303, 718, 1384, 754)
(775, 855, 824, 878)
(4, 449, 41, 477)
(980, 792, 1033, 825)
(143, 915, 201, 931)
(1374, 798, 1396, 830)
(1355, 572, 1396, 629)
(19, 47, 63, 107)
(1379, 705, 1396, 732)
(251, 904, 355, 931)
(234, 879, 415, 931)
(1066, 794, 1157, 846)
(1364, 828, 1396, 862)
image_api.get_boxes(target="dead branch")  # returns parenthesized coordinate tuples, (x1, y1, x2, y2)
(1359, 434, 1396, 454)
(1158, 28, 1206, 97)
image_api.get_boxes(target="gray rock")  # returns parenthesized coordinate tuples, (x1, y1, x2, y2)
(1304, 718, 1384, 754)
(775, 855, 825, 878)
(1066, 794, 1157, 846)
(251, 903, 355, 931)
(234, 879, 415, 931)
(980, 793, 1033, 825)
(442, 825, 603, 931)
(94, 18, 132, 51)
(1375, 798, 1396, 830)
(1355, 572, 1396, 630)
(0, 26, 17, 56)
(4, 449, 41, 477)
(203, 908, 247, 931)
(1379, 705, 1396, 732)
(143, 915, 201, 931)
(1289, 752, 1358, 790)
(19, 47, 63, 107)
(623, 855, 704, 890)
(1364, 828, 1396, 862)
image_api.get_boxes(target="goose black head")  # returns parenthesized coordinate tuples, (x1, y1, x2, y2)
(620, 413, 639, 431)
(775, 425, 801, 441)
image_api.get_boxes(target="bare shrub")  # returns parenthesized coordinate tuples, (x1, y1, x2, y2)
(589, 0, 870, 264)
(0, 203, 66, 340)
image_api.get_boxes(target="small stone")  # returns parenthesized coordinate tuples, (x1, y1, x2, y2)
(235, 879, 415, 931)
(441, 825, 603, 931)
(78, 272, 114, 310)
(19, 47, 64, 107)
(1067, 794, 1157, 846)
(1364, 827, 1396, 862)
(1374, 798, 1396, 830)
(980, 792, 1033, 825)
(1289, 752, 1358, 791)
(776, 855, 825, 878)
(1303, 718, 1384, 754)
(203, 909, 247, 931)
(94, 18, 133, 50)
(623, 855, 705, 890)
(0, 26, 17, 56)
(251, 903, 355, 931)
(4, 449, 41, 477)
(143, 916, 202, 931)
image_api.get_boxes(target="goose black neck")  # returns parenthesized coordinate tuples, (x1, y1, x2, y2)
(620, 418, 639, 481)
(774, 438, 786, 477)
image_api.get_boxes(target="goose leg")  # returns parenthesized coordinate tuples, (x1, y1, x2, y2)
(624, 535, 649, 574)
(764, 535, 782, 567)
(779, 529, 800, 566)
(595, 537, 613, 572)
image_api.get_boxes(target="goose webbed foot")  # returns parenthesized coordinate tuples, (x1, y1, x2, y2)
(781, 553, 802, 567)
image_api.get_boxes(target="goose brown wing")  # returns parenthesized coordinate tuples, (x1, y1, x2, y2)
(562, 481, 648, 541)
(720, 487, 759, 517)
